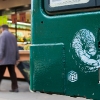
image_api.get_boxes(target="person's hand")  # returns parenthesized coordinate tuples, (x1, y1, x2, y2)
(16, 60, 20, 66)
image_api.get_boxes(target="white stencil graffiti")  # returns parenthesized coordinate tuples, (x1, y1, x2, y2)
(68, 71, 78, 82)
(72, 29, 100, 73)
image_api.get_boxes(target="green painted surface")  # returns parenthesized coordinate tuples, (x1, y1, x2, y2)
(30, 43, 65, 94)
(30, 0, 100, 99)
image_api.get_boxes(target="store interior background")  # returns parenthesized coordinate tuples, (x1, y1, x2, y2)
(0, 0, 31, 79)
(0, 0, 31, 50)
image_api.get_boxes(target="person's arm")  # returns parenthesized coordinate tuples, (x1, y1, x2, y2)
(16, 41, 19, 61)
(16, 48, 19, 61)
(0, 35, 5, 60)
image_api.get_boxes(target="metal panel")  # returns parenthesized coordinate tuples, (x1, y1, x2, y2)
(31, 0, 100, 99)
(30, 43, 65, 94)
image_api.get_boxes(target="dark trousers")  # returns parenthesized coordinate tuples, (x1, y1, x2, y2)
(0, 65, 18, 90)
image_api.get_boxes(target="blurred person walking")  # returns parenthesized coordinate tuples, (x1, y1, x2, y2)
(0, 25, 19, 92)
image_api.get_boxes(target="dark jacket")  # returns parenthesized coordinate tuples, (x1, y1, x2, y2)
(0, 30, 19, 65)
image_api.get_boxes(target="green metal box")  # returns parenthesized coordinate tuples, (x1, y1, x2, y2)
(30, 0, 100, 99)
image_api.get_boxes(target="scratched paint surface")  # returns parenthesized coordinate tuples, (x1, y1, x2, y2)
(30, 0, 100, 99)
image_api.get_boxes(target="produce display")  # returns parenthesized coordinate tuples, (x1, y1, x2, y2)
(24, 44, 31, 50)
